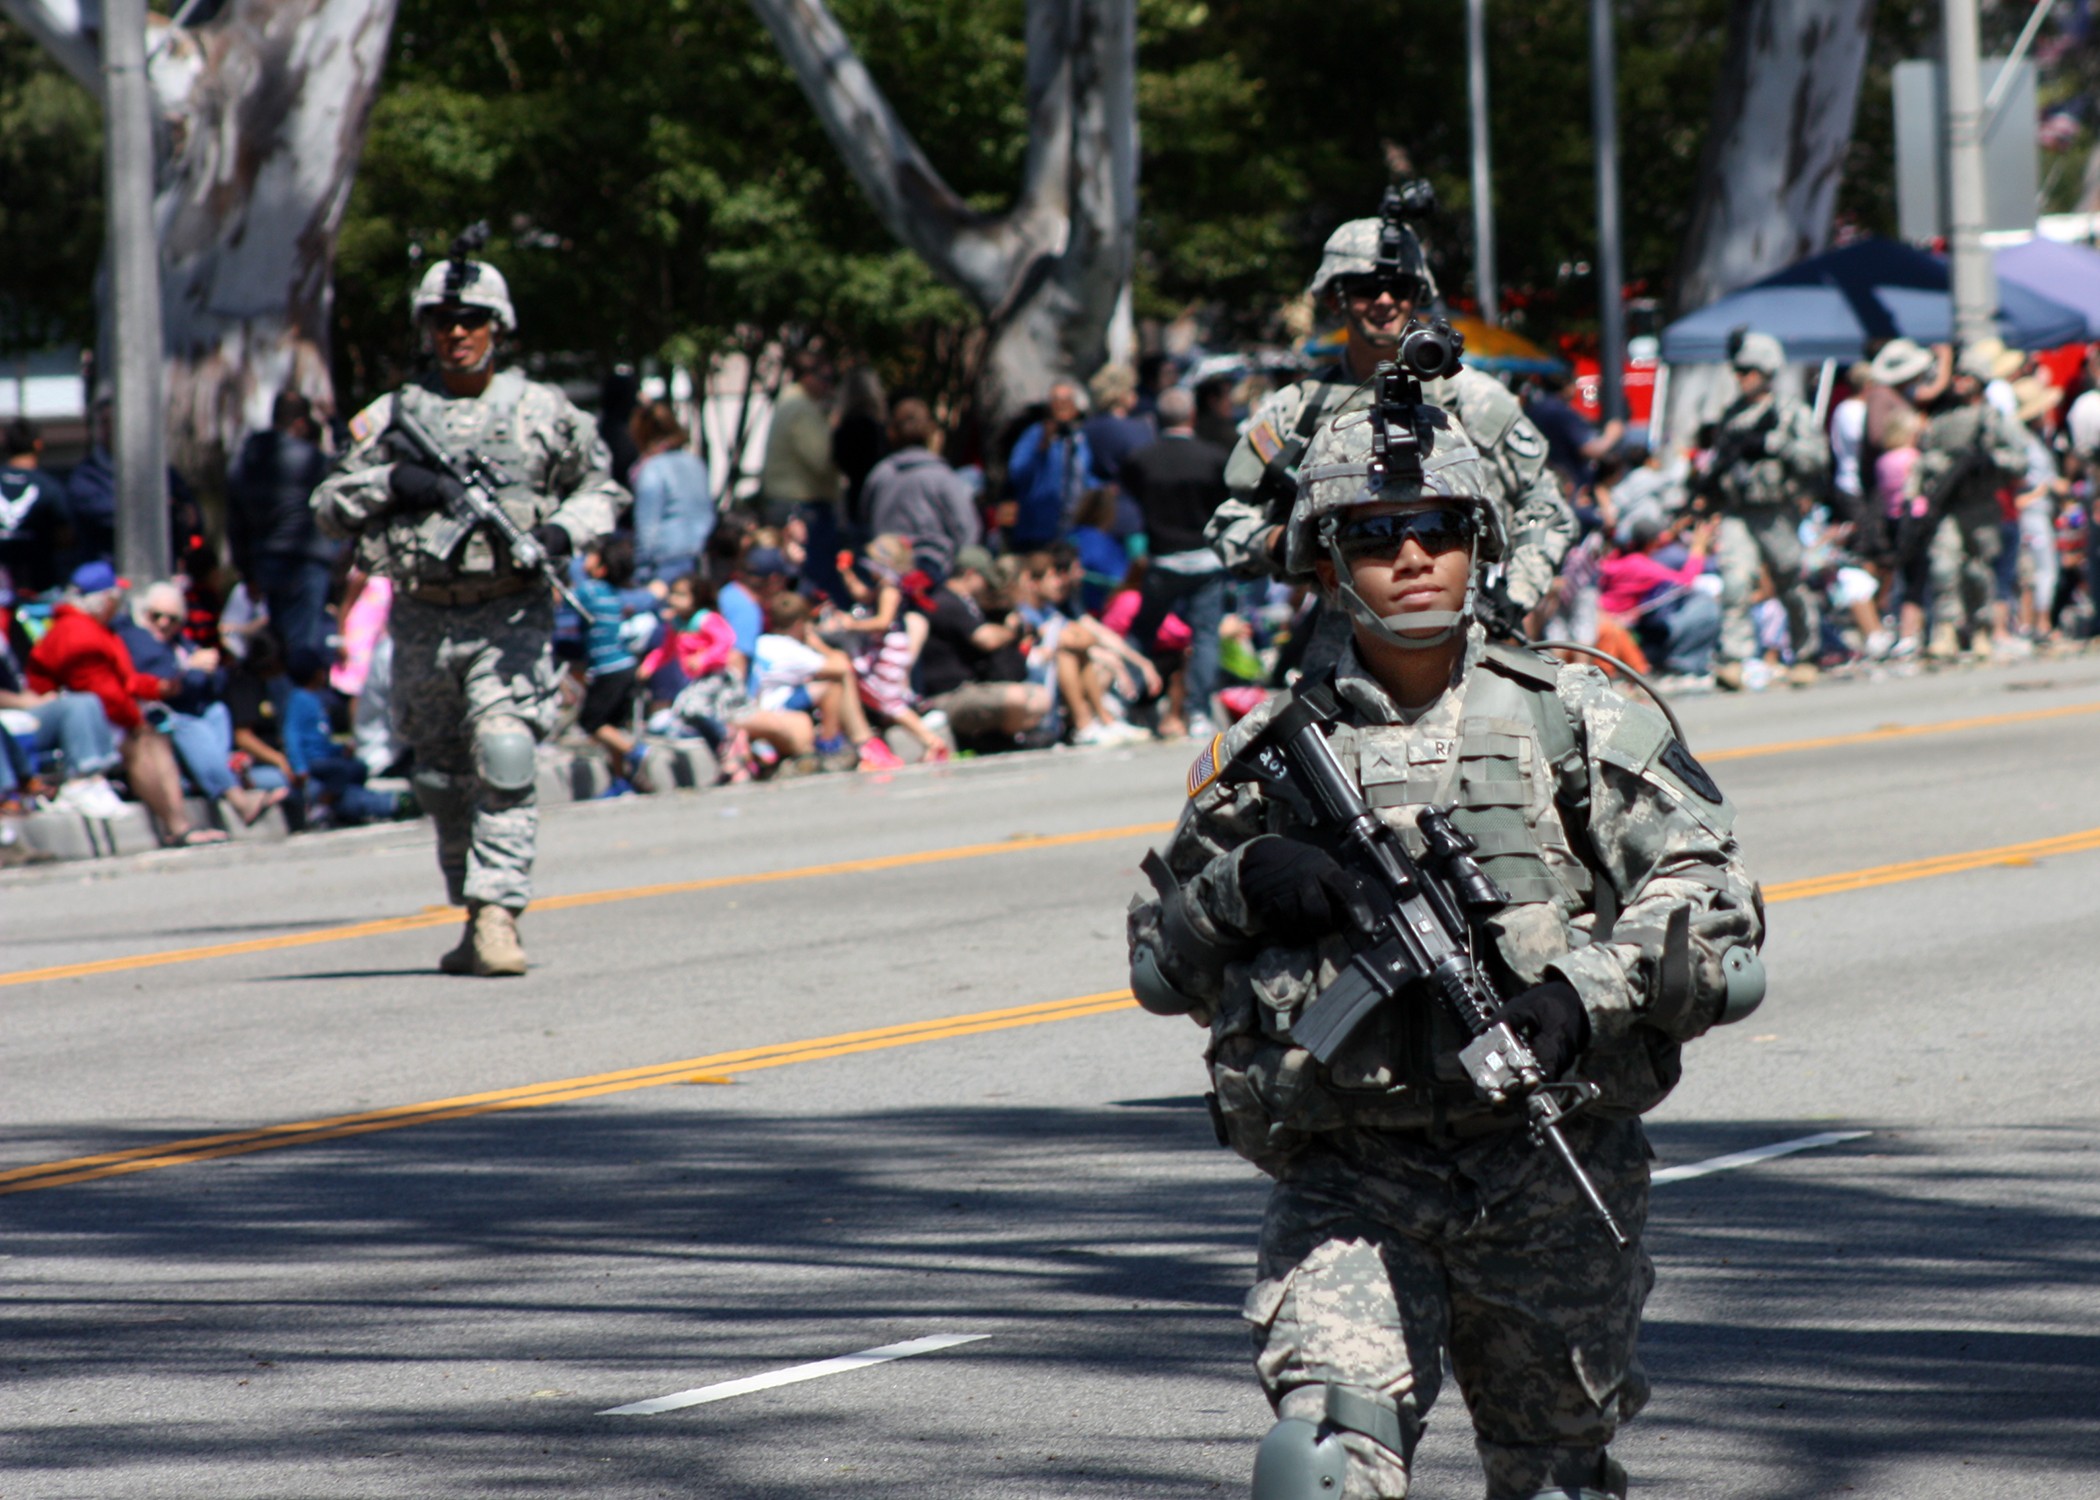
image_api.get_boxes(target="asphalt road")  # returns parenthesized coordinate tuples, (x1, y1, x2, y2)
(5, 655, 2100, 1499)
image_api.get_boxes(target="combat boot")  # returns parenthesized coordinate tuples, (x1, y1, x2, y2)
(470, 903, 528, 976)
(438, 910, 477, 975)
(1713, 660, 1745, 692)
(1786, 661, 1819, 688)
(1925, 622, 1962, 660)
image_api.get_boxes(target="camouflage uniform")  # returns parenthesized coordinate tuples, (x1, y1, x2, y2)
(1702, 390, 1829, 667)
(313, 369, 623, 912)
(1128, 628, 1762, 1499)
(1907, 400, 2029, 647)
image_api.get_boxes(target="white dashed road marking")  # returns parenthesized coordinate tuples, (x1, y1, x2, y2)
(600, 1333, 993, 1416)
(1651, 1130, 1869, 1185)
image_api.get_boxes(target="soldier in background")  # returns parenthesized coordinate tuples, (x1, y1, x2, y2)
(1694, 332, 1829, 689)
(1130, 389, 1763, 1500)
(313, 244, 625, 976)
(1909, 344, 2031, 659)
(1206, 201, 1574, 665)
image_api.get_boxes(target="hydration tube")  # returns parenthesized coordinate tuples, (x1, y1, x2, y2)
(1526, 638, 1691, 748)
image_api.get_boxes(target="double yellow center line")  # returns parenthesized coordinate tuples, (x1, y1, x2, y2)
(0, 992, 1132, 1198)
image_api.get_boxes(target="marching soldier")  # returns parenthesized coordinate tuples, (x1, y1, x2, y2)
(313, 239, 625, 976)
(1908, 344, 2030, 659)
(1131, 377, 1764, 1499)
(1207, 195, 1574, 668)
(1695, 331, 1829, 689)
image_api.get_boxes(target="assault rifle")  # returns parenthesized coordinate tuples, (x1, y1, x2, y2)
(387, 403, 596, 623)
(1225, 681, 1629, 1248)
(1690, 403, 1780, 509)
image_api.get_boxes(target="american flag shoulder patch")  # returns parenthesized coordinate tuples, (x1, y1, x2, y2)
(1246, 419, 1285, 467)
(1187, 733, 1227, 798)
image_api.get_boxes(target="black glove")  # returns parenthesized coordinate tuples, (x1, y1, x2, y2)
(1237, 835, 1367, 939)
(387, 462, 464, 513)
(531, 523, 573, 562)
(1491, 978, 1591, 1080)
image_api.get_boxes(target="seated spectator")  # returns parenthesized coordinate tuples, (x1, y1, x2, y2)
(654, 584, 812, 781)
(115, 580, 284, 826)
(1065, 487, 1134, 615)
(753, 592, 899, 770)
(0, 418, 72, 600)
(863, 399, 981, 579)
(281, 647, 406, 827)
(224, 629, 299, 810)
(719, 544, 789, 659)
(26, 563, 226, 845)
(629, 399, 715, 583)
(824, 534, 948, 762)
(574, 536, 661, 793)
(916, 546, 1053, 750)
(1008, 552, 1146, 746)
(1598, 512, 1721, 679)
(0, 629, 125, 817)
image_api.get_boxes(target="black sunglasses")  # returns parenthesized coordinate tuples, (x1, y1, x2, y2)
(1335, 508, 1477, 560)
(425, 306, 494, 331)
(1333, 274, 1423, 304)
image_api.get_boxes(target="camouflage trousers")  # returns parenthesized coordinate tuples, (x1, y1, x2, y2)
(390, 592, 560, 912)
(1245, 1114, 1653, 1499)
(1928, 501, 2004, 641)
(1715, 504, 1817, 665)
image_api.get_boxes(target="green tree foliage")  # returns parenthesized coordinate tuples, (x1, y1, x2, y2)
(0, 21, 100, 356)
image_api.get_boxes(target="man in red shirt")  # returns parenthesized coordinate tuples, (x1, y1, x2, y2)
(28, 563, 225, 846)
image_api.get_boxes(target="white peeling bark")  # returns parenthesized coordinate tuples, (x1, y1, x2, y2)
(748, 0, 1135, 423)
(2, 0, 398, 482)
(1671, 0, 1878, 316)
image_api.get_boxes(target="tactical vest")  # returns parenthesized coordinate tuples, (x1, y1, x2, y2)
(1205, 647, 1674, 1169)
(367, 372, 552, 586)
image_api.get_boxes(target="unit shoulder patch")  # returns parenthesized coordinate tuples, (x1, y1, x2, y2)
(1658, 738, 1723, 804)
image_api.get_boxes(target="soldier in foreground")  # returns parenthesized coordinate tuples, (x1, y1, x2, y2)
(1693, 331, 1829, 689)
(1207, 187, 1573, 663)
(1909, 345, 2031, 659)
(1130, 375, 1764, 1499)
(313, 237, 625, 976)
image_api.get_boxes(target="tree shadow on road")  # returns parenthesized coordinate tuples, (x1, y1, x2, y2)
(3, 1109, 2096, 1497)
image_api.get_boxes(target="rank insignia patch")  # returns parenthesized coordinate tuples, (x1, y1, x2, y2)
(1187, 733, 1227, 798)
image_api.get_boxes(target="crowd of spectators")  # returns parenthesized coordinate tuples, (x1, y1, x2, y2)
(14, 324, 2100, 867)
(1518, 333, 2100, 691)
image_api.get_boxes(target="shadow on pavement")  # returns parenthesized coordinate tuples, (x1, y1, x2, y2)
(3, 1109, 2096, 1497)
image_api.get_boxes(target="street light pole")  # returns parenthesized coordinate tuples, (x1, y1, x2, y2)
(1590, 0, 1626, 421)
(1943, 0, 1994, 349)
(101, 0, 169, 584)
(1467, 0, 1499, 325)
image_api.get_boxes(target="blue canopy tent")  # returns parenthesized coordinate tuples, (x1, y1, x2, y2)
(1658, 237, 2088, 363)
(1996, 237, 2100, 339)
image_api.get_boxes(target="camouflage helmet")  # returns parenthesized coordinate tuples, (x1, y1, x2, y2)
(1728, 329, 1785, 375)
(411, 256, 517, 333)
(1284, 393, 1505, 579)
(1306, 218, 1439, 304)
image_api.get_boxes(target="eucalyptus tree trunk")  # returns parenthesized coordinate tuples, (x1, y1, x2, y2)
(748, 0, 1136, 426)
(1, 0, 398, 483)
(1671, 0, 1878, 317)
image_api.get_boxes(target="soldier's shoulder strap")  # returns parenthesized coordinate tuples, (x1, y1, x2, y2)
(1478, 643, 1619, 934)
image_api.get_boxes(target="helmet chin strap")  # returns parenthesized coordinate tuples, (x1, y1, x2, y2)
(1322, 527, 1475, 651)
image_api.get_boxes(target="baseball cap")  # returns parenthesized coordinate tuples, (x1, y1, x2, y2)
(69, 561, 123, 594)
(951, 545, 996, 579)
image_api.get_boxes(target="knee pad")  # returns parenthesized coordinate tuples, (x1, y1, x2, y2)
(1254, 1385, 1418, 1499)
(1251, 1419, 1347, 1499)
(474, 718, 537, 793)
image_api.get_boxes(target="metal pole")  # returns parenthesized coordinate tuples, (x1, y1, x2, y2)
(1467, 0, 1499, 325)
(102, 0, 168, 585)
(1590, 0, 1626, 421)
(1943, 0, 1994, 350)
(1982, 0, 2055, 133)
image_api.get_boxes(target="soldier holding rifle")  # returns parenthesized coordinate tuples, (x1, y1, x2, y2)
(314, 231, 626, 976)
(1129, 365, 1764, 1500)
